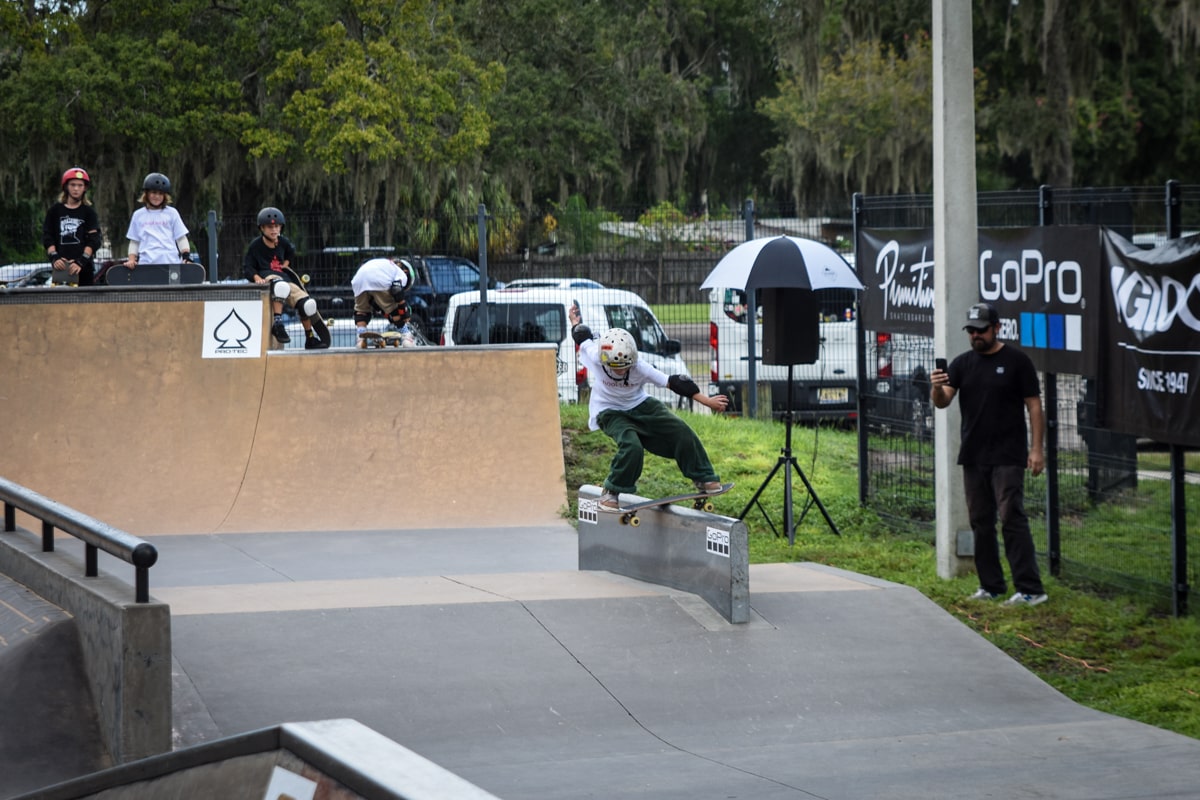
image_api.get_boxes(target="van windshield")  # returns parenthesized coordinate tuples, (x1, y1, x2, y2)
(603, 304, 671, 355)
(452, 302, 565, 345)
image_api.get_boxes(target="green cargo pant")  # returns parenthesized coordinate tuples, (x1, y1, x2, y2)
(597, 398, 719, 494)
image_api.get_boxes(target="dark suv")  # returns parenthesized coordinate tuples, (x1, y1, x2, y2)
(304, 248, 499, 339)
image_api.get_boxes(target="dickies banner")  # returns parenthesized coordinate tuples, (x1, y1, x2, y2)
(857, 226, 1100, 376)
(1099, 230, 1200, 447)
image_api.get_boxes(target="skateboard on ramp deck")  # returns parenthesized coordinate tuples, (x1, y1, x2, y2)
(359, 330, 414, 348)
(104, 262, 206, 286)
(611, 483, 734, 526)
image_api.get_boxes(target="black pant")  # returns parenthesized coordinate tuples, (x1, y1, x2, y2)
(963, 464, 1045, 595)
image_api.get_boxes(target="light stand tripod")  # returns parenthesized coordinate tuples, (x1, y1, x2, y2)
(738, 364, 841, 544)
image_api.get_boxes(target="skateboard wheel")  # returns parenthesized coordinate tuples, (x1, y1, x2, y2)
(627, 514, 640, 527)
(702, 500, 714, 512)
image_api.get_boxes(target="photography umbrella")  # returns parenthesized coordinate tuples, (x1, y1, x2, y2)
(701, 235, 863, 292)
(702, 235, 862, 544)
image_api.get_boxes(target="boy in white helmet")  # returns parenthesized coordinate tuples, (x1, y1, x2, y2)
(569, 302, 730, 512)
(351, 256, 417, 347)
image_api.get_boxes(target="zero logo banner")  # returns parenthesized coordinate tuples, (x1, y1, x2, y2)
(202, 301, 264, 358)
(1100, 230, 1200, 446)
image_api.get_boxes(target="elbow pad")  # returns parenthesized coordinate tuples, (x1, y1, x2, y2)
(571, 324, 593, 345)
(668, 375, 700, 398)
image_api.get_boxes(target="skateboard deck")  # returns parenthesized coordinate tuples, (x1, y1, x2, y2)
(279, 266, 331, 349)
(104, 262, 206, 286)
(51, 268, 75, 286)
(358, 330, 407, 348)
(612, 483, 735, 526)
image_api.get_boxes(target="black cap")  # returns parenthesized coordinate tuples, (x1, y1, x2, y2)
(963, 302, 998, 331)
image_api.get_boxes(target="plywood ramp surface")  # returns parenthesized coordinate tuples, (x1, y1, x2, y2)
(0, 292, 567, 534)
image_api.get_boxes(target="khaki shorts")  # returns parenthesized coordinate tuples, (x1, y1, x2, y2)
(355, 290, 398, 317)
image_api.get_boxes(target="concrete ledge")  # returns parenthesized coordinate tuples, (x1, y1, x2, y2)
(16, 719, 500, 800)
(0, 530, 171, 764)
(576, 485, 749, 623)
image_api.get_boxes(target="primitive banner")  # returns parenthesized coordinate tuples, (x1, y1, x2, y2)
(858, 226, 1100, 376)
(1100, 229, 1200, 447)
(857, 227, 935, 336)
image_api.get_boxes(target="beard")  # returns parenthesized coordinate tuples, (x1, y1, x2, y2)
(970, 334, 992, 353)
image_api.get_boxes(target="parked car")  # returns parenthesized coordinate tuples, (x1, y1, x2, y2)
(0, 263, 49, 286)
(303, 249, 499, 340)
(505, 277, 605, 289)
(441, 286, 690, 406)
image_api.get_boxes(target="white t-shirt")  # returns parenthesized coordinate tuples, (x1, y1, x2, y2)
(577, 337, 668, 430)
(351, 258, 407, 295)
(126, 206, 189, 264)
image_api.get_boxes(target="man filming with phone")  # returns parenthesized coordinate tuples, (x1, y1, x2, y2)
(930, 302, 1048, 607)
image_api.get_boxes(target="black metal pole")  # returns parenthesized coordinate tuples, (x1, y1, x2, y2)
(1165, 179, 1189, 616)
(1038, 184, 1061, 577)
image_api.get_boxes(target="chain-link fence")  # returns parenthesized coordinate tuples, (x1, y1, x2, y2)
(856, 184, 1199, 614)
(4, 192, 1195, 613)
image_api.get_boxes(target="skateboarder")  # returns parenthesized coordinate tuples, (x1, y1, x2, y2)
(569, 303, 729, 512)
(43, 166, 102, 286)
(123, 173, 192, 268)
(350, 256, 417, 347)
(242, 206, 327, 348)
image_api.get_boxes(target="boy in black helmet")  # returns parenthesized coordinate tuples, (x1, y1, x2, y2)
(242, 206, 327, 348)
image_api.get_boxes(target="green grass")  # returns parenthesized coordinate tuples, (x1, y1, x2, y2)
(560, 403, 1200, 740)
(650, 302, 708, 324)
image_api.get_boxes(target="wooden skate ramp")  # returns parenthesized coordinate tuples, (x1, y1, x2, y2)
(0, 288, 566, 534)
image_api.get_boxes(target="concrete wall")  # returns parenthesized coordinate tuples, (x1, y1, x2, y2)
(576, 485, 749, 623)
(15, 719, 500, 800)
(0, 531, 171, 764)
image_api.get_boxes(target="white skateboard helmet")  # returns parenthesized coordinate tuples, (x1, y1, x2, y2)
(599, 328, 638, 369)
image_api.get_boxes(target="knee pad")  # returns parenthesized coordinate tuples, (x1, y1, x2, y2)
(271, 280, 291, 301)
(354, 311, 373, 325)
(297, 296, 317, 319)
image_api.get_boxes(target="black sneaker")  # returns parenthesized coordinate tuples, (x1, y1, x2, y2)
(271, 319, 290, 343)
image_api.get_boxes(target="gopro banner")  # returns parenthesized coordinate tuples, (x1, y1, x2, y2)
(977, 226, 1099, 377)
(1100, 230, 1200, 446)
(858, 226, 1100, 376)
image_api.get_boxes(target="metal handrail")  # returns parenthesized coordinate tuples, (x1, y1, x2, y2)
(0, 475, 157, 603)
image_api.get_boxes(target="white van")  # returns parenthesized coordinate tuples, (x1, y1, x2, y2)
(707, 286, 860, 420)
(442, 286, 690, 405)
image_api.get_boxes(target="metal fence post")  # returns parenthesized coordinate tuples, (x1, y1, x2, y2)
(207, 210, 218, 281)
(1038, 184, 1061, 578)
(853, 192, 870, 506)
(479, 203, 490, 345)
(1165, 179, 1189, 616)
(743, 198, 757, 419)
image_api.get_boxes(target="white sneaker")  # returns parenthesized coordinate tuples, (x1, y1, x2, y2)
(598, 491, 621, 512)
(968, 588, 1001, 601)
(1003, 592, 1048, 607)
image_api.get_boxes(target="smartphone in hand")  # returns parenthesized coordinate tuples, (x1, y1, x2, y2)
(935, 358, 947, 372)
